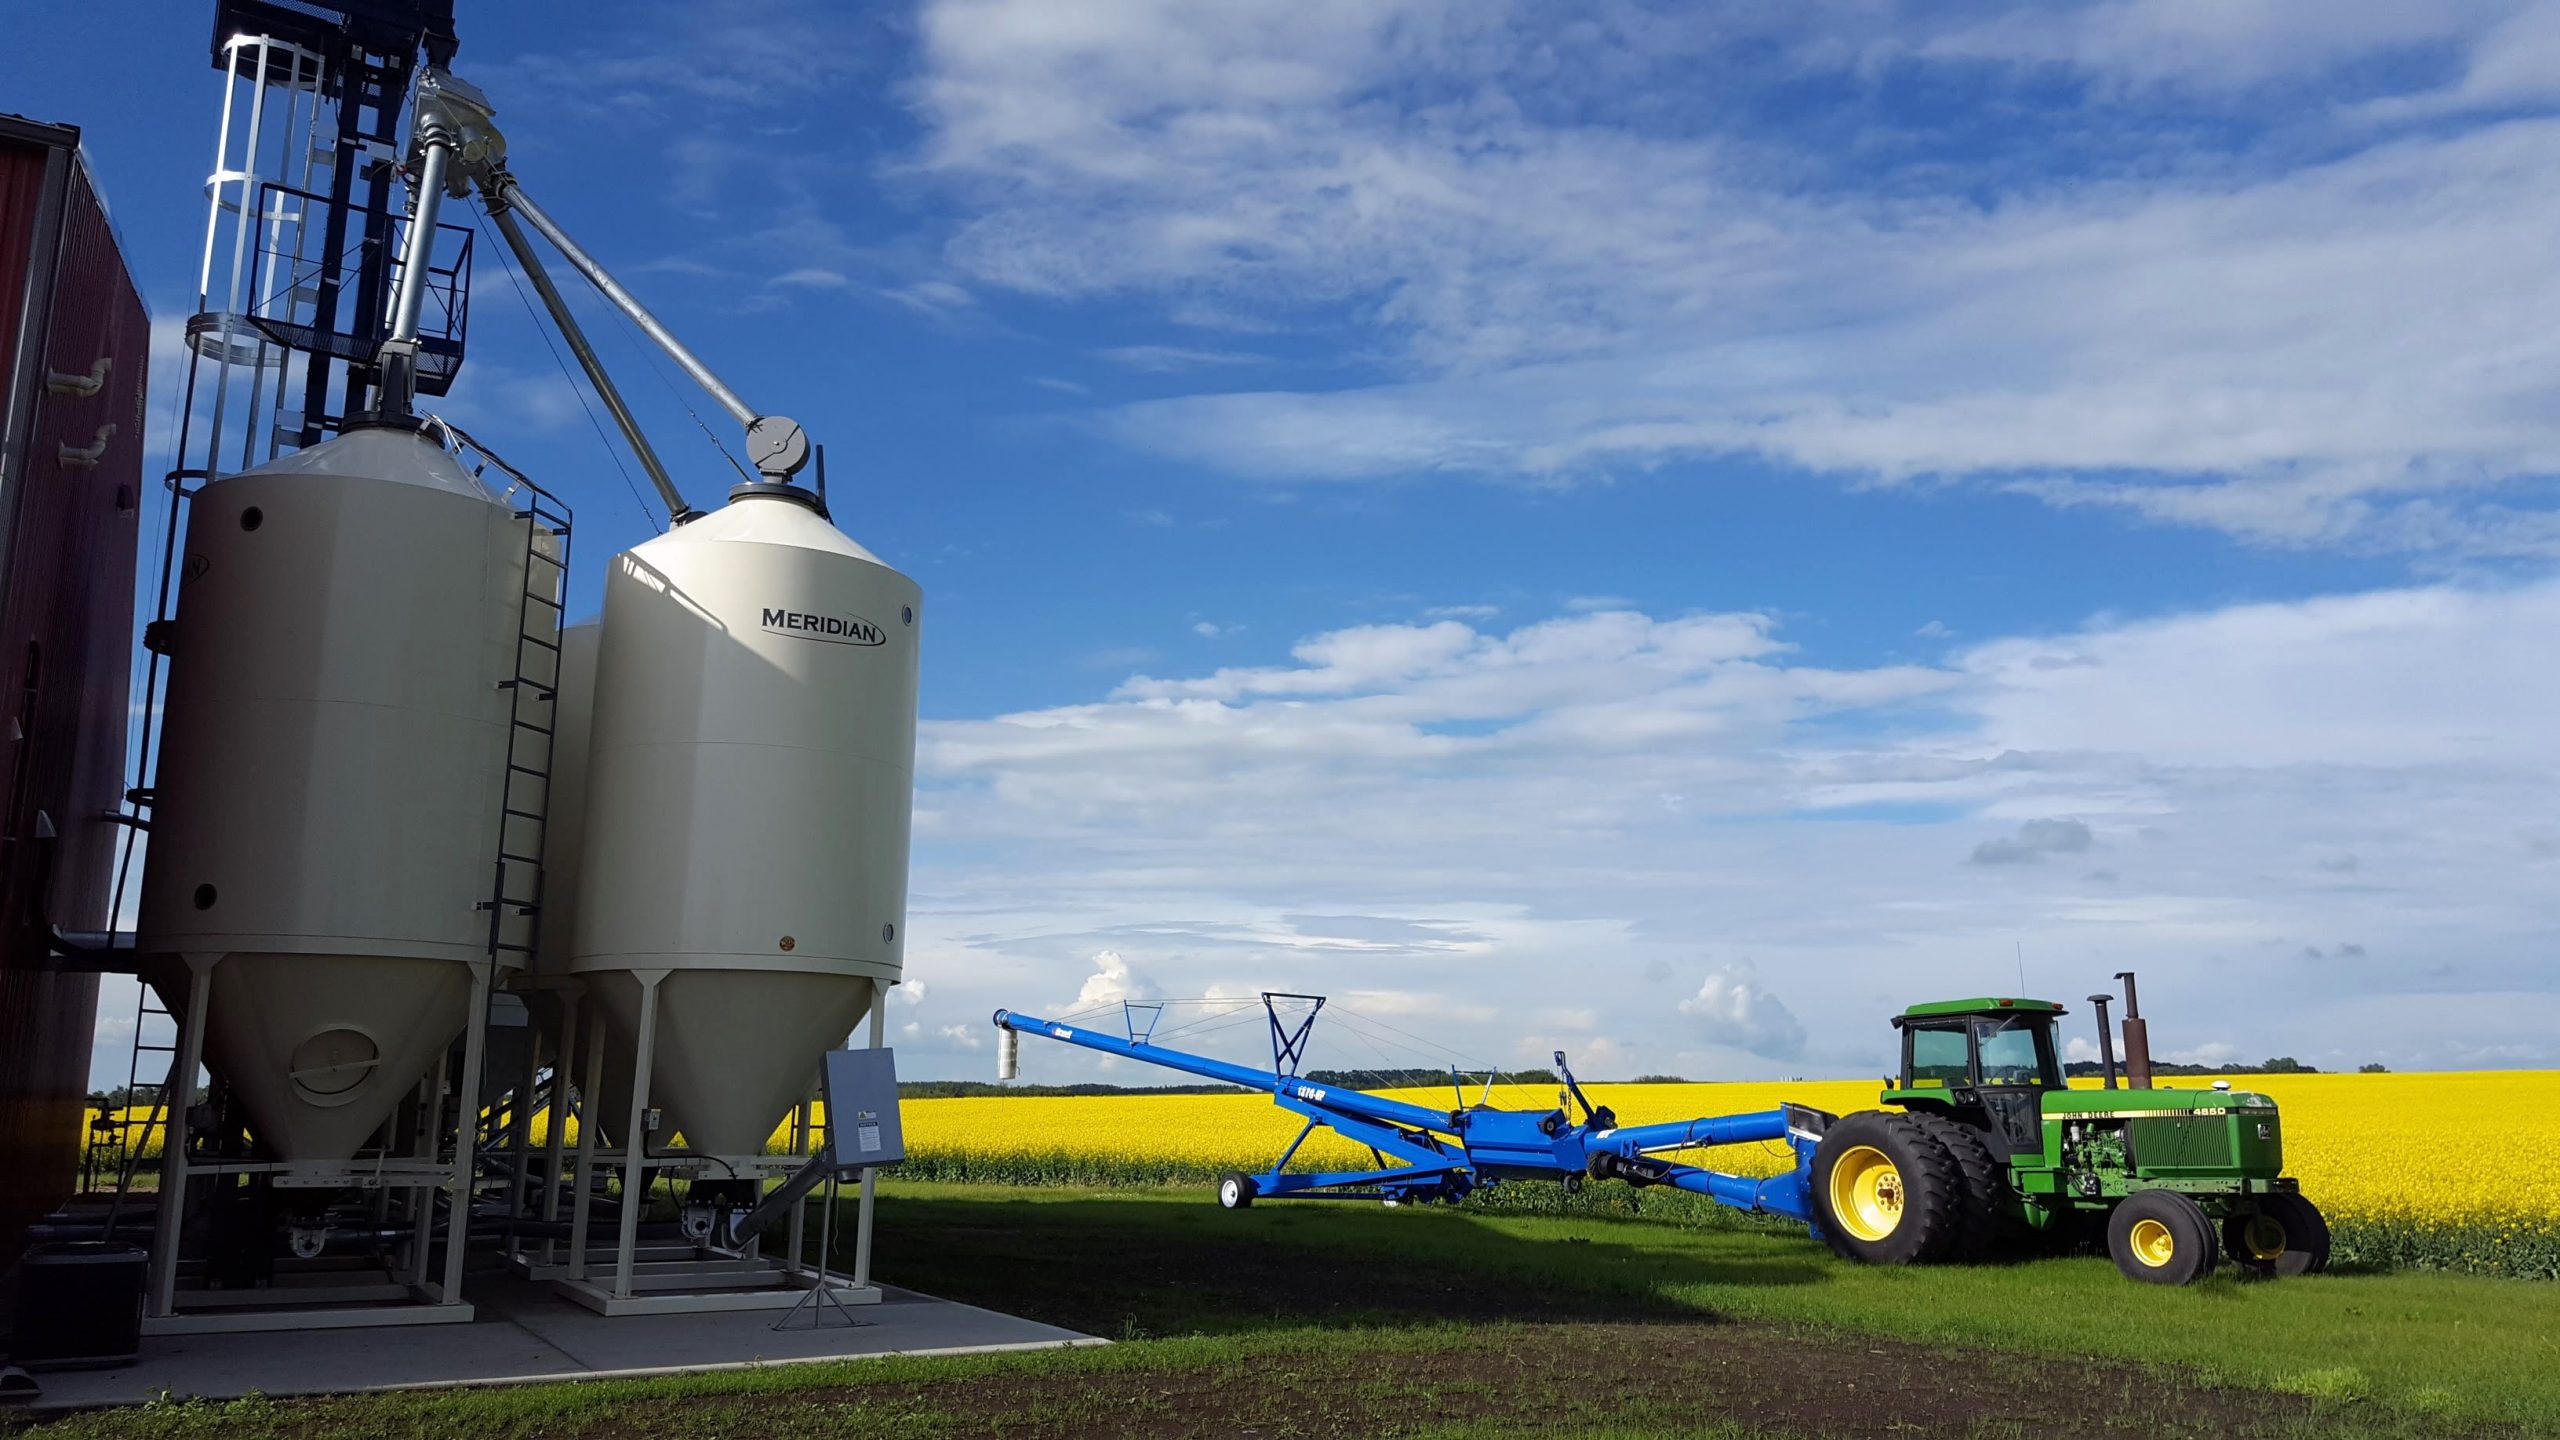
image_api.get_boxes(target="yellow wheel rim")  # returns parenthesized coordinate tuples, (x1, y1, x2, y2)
(2241, 1215, 2287, 1261)
(1829, 1145, 1905, 1242)
(2129, 1216, 2176, 1268)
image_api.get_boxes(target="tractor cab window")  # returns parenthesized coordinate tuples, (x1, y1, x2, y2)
(1906, 1023, 1970, 1087)
(1972, 1014, 2060, 1088)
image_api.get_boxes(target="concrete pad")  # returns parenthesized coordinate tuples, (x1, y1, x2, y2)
(11, 1271, 1099, 1412)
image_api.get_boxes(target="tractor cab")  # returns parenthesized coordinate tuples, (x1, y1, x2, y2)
(1884, 997, 2067, 1157)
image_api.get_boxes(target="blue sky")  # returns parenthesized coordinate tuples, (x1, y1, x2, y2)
(10, 1, 2560, 1087)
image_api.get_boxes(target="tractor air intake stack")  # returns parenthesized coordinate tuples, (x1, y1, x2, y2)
(2086, 993, 2120, 1088)
(2114, 971, 2153, 1089)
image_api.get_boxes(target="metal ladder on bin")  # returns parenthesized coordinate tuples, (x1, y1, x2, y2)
(477, 464, 573, 963)
(472, 452, 572, 1223)
(101, 984, 181, 1222)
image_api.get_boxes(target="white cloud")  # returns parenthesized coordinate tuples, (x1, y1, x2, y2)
(1097, 345, 1261, 372)
(1909, 3, 2518, 94)
(435, 362, 589, 438)
(1678, 965, 1808, 1060)
(1068, 949, 1158, 1012)
(2165, 1040, 2243, 1068)
(903, 580, 2560, 1080)
(771, 267, 851, 290)
(881, 280, 977, 315)
(910, 0, 2560, 552)
(2352, 4, 2560, 121)
(1970, 818, 2096, 866)
(477, 1, 873, 116)
(1952, 583, 2560, 769)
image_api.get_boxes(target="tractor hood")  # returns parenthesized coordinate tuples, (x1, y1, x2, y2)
(2043, 1087, 2275, 1117)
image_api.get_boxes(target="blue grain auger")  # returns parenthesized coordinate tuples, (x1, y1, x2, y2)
(992, 994, 1833, 1222)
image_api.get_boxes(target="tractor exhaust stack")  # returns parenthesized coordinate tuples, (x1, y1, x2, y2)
(2086, 992, 2120, 1088)
(2114, 970, 2153, 1089)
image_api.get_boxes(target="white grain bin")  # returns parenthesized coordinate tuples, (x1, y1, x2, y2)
(570, 483, 918, 1156)
(523, 620, 634, 1143)
(137, 424, 532, 1161)
(531, 621, 599, 978)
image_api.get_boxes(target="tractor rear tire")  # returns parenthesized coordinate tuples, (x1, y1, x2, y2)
(2108, 1190, 2219, 1284)
(1216, 1172, 1257, 1210)
(1905, 1111, 2017, 1262)
(2226, 1193, 2329, 1277)
(1810, 1111, 1964, 1265)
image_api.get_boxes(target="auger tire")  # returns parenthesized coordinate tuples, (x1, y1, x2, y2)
(1810, 1110, 1964, 1265)
(2225, 1192, 2329, 1277)
(1903, 1110, 2017, 1262)
(2108, 1189, 2219, 1284)
(1216, 1171, 1257, 1210)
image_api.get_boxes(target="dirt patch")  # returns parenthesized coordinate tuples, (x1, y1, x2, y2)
(614, 1322, 2349, 1440)
(905, 1213, 1704, 1338)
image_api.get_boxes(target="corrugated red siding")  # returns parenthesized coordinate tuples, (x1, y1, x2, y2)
(0, 127, 145, 1262)
(0, 145, 44, 401)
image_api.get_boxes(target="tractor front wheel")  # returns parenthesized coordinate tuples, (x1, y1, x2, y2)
(1216, 1172, 1257, 1210)
(2108, 1190, 2219, 1284)
(1810, 1111, 1963, 1265)
(2225, 1193, 2330, 1277)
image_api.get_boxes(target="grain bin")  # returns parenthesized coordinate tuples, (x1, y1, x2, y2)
(137, 423, 530, 1162)
(570, 484, 918, 1156)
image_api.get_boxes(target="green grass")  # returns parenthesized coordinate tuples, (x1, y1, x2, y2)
(19, 1181, 2557, 1439)
(866, 1181, 2560, 1431)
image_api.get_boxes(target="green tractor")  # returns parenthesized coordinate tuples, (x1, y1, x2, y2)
(1807, 974, 2329, 1283)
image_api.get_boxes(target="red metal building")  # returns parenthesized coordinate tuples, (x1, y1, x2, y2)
(0, 114, 148, 1263)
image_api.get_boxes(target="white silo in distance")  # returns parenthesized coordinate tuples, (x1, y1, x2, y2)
(570, 485, 920, 1156)
(137, 426, 536, 1161)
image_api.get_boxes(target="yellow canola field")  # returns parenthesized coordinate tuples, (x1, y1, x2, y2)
(85, 1072, 2560, 1250)
(79, 1071, 2557, 1274)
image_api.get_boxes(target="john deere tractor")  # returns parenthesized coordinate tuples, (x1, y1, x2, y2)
(1808, 973, 2329, 1283)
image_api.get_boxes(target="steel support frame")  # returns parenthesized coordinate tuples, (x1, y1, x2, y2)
(140, 951, 496, 1334)
(552, 970, 883, 1317)
(491, 977, 586, 1275)
(1249, 1094, 1464, 1201)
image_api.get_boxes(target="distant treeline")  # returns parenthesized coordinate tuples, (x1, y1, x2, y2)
(904, 1057, 2355, 1101)
(1302, 1067, 1562, 1090)
(2065, 1057, 2326, 1077)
